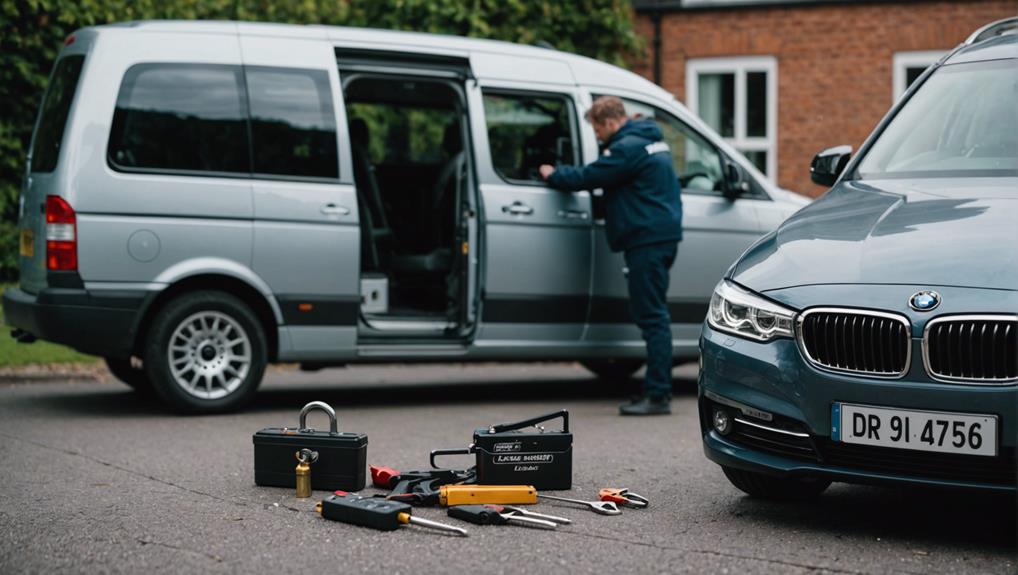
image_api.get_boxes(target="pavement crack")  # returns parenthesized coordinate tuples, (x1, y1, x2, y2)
(135, 537, 224, 563)
(554, 529, 872, 574)
(0, 430, 249, 509)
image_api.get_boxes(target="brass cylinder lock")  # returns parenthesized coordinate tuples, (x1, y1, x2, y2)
(295, 448, 319, 498)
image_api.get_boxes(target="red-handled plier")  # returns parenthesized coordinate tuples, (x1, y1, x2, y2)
(599, 488, 649, 508)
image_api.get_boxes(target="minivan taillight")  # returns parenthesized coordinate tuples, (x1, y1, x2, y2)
(45, 195, 76, 271)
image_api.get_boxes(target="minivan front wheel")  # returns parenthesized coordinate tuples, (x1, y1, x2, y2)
(144, 291, 266, 413)
(722, 466, 831, 500)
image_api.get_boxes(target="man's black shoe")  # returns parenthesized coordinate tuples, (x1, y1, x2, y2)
(619, 395, 671, 416)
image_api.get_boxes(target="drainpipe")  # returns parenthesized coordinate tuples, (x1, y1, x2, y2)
(652, 10, 663, 86)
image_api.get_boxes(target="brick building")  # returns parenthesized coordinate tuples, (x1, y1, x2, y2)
(631, 0, 1018, 196)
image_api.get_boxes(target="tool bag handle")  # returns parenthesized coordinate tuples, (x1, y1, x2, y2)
(429, 447, 473, 469)
(487, 409, 569, 434)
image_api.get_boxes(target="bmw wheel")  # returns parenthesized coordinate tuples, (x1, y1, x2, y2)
(144, 291, 266, 413)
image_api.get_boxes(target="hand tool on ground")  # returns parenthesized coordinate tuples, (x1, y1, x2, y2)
(501, 505, 572, 525)
(537, 493, 621, 515)
(599, 488, 649, 508)
(318, 491, 467, 536)
(447, 505, 558, 529)
(439, 485, 538, 506)
(369, 465, 476, 506)
(295, 448, 318, 498)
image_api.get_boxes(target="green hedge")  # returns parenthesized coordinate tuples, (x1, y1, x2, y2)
(0, 0, 641, 281)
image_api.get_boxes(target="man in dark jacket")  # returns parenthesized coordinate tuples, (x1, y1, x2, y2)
(539, 96, 682, 416)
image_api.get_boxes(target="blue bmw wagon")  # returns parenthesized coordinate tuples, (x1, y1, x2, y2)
(699, 17, 1018, 497)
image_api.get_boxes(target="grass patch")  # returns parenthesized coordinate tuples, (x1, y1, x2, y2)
(0, 284, 99, 367)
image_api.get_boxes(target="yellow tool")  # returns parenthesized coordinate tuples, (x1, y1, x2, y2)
(294, 449, 318, 498)
(438, 485, 537, 506)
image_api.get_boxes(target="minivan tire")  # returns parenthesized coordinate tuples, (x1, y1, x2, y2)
(143, 291, 266, 414)
(580, 359, 645, 380)
(722, 466, 831, 500)
(104, 357, 152, 394)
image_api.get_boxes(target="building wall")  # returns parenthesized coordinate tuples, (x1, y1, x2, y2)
(632, 0, 1018, 196)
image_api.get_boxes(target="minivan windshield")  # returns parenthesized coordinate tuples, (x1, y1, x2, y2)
(856, 58, 1018, 179)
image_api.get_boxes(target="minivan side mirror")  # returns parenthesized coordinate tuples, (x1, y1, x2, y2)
(810, 145, 853, 187)
(723, 160, 750, 201)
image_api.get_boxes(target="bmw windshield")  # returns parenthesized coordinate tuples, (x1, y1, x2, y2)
(856, 58, 1018, 179)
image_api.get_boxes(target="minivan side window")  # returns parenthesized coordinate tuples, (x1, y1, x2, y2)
(108, 64, 249, 175)
(246, 67, 338, 179)
(31, 55, 85, 173)
(482, 91, 578, 184)
(615, 98, 726, 196)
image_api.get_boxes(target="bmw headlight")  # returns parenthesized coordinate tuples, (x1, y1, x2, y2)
(708, 280, 795, 341)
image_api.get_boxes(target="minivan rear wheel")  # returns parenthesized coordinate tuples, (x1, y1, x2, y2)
(104, 357, 152, 394)
(144, 291, 266, 414)
(580, 359, 645, 380)
(722, 466, 831, 500)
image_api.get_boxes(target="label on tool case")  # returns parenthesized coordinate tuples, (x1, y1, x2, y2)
(493, 453, 554, 464)
(493, 441, 522, 452)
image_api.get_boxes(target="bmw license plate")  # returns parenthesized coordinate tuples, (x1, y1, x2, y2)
(832, 402, 997, 457)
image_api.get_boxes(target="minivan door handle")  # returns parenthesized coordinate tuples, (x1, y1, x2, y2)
(557, 209, 589, 220)
(502, 202, 534, 216)
(320, 203, 351, 216)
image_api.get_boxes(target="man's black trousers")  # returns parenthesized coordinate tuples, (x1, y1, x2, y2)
(624, 241, 679, 399)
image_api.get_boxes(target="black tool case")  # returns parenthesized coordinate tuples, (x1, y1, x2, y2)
(253, 401, 367, 491)
(432, 410, 572, 490)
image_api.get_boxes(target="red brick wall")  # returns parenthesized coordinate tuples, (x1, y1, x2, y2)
(632, 0, 1018, 196)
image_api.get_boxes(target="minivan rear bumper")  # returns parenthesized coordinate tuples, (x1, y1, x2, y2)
(2, 287, 143, 358)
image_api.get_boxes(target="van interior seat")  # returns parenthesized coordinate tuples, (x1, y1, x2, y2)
(349, 116, 452, 274)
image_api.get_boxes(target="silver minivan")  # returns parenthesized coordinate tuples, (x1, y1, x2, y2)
(4, 21, 808, 412)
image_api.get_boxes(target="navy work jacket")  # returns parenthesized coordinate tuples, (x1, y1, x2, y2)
(547, 119, 683, 252)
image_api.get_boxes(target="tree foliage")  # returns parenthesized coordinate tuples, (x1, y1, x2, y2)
(0, 0, 641, 279)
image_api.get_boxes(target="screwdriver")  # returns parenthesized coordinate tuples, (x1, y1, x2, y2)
(317, 491, 467, 536)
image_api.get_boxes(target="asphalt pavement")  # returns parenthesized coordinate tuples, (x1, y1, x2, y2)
(0, 362, 1014, 574)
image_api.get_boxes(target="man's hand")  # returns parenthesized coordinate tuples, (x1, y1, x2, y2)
(539, 164, 555, 180)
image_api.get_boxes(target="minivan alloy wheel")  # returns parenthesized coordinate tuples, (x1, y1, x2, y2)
(167, 311, 251, 399)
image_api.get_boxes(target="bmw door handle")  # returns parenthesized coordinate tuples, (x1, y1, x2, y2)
(557, 209, 589, 220)
(320, 203, 351, 216)
(502, 202, 534, 216)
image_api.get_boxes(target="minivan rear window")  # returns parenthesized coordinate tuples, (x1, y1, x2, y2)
(108, 64, 250, 175)
(31, 55, 85, 173)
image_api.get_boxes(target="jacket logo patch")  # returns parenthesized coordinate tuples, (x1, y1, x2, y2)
(603, 149, 612, 156)
(644, 142, 670, 155)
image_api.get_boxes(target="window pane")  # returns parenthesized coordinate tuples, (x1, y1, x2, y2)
(742, 150, 768, 175)
(108, 64, 249, 174)
(619, 98, 725, 194)
(483, 92, 577, 182)
(347, 103, 457, 165)
(746, 71, 767, 138)
(248, 68, 338, 179)
(696, 73, 734, 138)
(31, 55, 85, 173)
(905, 66, 927, 89)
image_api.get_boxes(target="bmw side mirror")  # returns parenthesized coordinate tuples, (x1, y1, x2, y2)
(723, 160, 750, 201)
(810, 145, 853, 187)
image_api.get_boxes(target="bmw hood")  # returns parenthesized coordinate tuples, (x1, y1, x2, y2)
(730, 178, 1018, 292)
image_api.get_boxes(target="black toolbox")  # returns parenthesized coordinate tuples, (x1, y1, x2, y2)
(253, 401, 367, 491)
(431, 410, 572, 490)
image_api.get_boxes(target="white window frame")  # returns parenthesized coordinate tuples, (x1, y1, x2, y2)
(892, 50, 944, 100)
(686, 56, 777, 181)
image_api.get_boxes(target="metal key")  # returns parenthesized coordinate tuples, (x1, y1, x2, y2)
(537, 494, 621, 515)
(503, 505, 572, 524)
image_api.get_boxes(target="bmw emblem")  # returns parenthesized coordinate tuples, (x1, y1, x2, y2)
(909, 290, 941, 312)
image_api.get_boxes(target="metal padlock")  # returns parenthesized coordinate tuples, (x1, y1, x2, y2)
(295, 448, 318, 498)
(299, 401, 338, 434)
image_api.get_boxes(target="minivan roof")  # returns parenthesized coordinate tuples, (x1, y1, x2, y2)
(88, 20, 678, 105)
(947, 19, 1018, 65)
